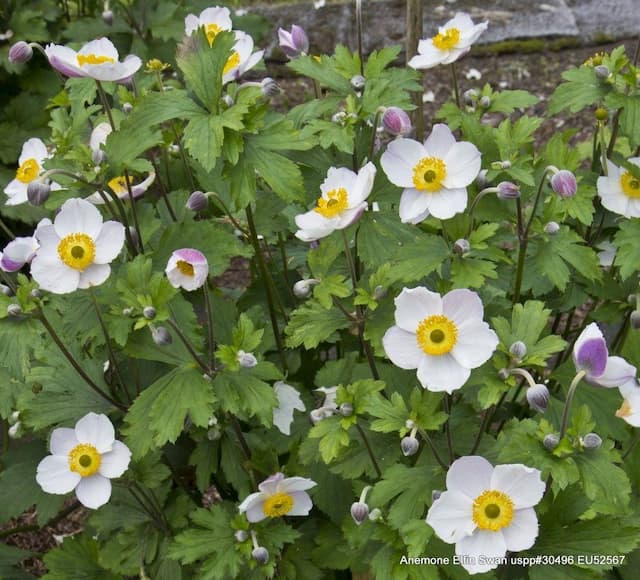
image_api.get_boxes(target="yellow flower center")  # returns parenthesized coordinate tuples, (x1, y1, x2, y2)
(472, 490, 514, 532)
(416, 314, 457, 355)
(412, 157, 447, 192)
(620, 171, 640, 199)
(16, 158, 40, 183)
(57, 233, 96, 271)
(176, 260, 195, 277)
(108, 175, 133, 195)
(68, 443, 101, 477)
(433, 27, 461, 50)
(223, 52, 240, 76)
(205, 23, 222, 46)
(314, 187, 349, 218)
(77, 54, 116, 67)
(262, 492, 294, 518)
(616, 399, 632, 418)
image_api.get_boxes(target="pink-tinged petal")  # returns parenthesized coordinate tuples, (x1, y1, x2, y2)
(417, 353, 470, 393)
(591, 356, 637, 388)
(77, 263, 111, 289)
(382, 326, 423, 369)
(399, 188, 431, 224)
(36, 455, 81, 494)
(423, 124, 456, 158)
(50, 427, 79, 456)
(45, 44, 85, 77)
(456, 530, 507, 575)
(442, 289, 484, 325)
(426, 489, 475, 543)
(1, 237, 38, 272)
(335, 202, 367, 229)
(74, 412, 115, 453)
(54, 198, 103, 239)
(573, 323, 603, 357)
(446, 456, 493, 499)
(98, 440, 131, 478)
(450, 320, 498, 368)
(575, 338, 608, 377)
(502, 507, 539, 551)
(31, 255, 81, 294)
(75, 474, 112, 509)
(381, 138, 426, 188)
(425, 187, 468, 219)
(130, 171, 156, 197)
(490, 464, 545, 509)
(258, 472, 285, 494)
(394, 286, 442, 333)
(93, 221, 125, 263)
(286, 491, 313, 516)
(403, 205, 431, 225)
(443, 142, 482, 188)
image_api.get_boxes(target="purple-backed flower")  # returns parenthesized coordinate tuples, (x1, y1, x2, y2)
(278, 25, 309, 59)
(550, 169, 577, 198)
(0, 236, 39, 272)
(165, 248, 208, 291)
(9, 41, 33, 64)
(497, 181, 520, 200)
(382, 107, 412, 137)
(573, 322, 636, 388)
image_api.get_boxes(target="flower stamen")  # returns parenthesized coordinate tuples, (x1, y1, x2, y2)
(176, 260, 195, 277)
(223, 52, 241, 76)
(433, 28, 460, 50)
(205, 23, 222, 46)
(616, 399, 632, 418)
(16, 158, 40, 183)
(620, 172, 640, 199)
(472, 489, 514, 531)
(57, 233, 96, 271)
(315, 187, 348, 218)
(413, 157, 447, 192)
(68, 443, 101, 477)
(262, 492, 294, 518)
(416, 314, 457, 355)
(77, 54, 115, 66)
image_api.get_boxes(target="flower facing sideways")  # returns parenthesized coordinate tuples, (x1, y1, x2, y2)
(295, 162, 376, 242)
(380, 124, 480, 224)
(45, 37, 142, 82)
(86, 172, 156, 205)
(222, 31, 264, 85)
(383, 287, 498, 393)
(184, 6, 233, 46)
(30, 198, 125, 294)
(238, 473, 316, 522)
(596, 157, 640, 218)
(36, 412, 131, 509)
(1, 235, 39, 272)
(426, 456, 545, 575)
(616, 380, 640, 427)
(273, 381, 306, 435)
(408, 13, 488, 70)
(165, 248, 209, 291)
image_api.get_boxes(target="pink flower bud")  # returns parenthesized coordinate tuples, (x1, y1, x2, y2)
(278, 25, 309, 59)
(382, 107, 412, 137)
(9, 41, 32, 64)
(497, 181, 520, 200)
(550, 170, 577, 198)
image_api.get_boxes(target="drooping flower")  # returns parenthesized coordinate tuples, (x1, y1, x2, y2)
(295, 162, 376, 242)
(165, 248, 209, 291)
(30, 198, 125, 294)
(572, 322, 636, 388)
(273, 381, 306, 435)
(184, 6, 233, 46)
(380, 124, 480, 224)
(278, 24, 309, 59)
(382, 287, 498, 393)
(85, 172, 156, 205)
(36, 412, 131, 509)
(223, 31, 264, 85)
(45, 37, 142, 82)
(0, 236, 39, 272)
(596, 157, 640, 218)
(616, 380, 640, 427)
(550, 169, 577, 198)
(426, 456, 544, 575)
(382, 106, 413, 137)
(89, 122, 112, 164)
(238, 472, 316, 522)
(408, 13, 488, 70)
(4, 138, 61, 206)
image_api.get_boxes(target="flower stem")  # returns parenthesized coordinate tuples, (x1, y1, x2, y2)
(0, 217, 16, 240)
(95, 80, 116, 130)
(355, 0, 364, 76)
(122, 168, 145, 253)
(622, 432, 640, 461)
(355, 422, 382, 478)
(229, 414, 258, 488)
(508, 367, 537, 389)
(202, 285, 217, 370)
(165, 318, 210, 374)
(559, 370, 587, 440)
(443, 394, 456, 463)
(149, 155, 177, 222)
(406, 0, 424, 141)
(417, 427, 449, 470)
(450, 63, 461, 108)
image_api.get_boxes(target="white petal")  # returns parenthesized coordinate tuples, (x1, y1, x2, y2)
(36, 455, 81, 494)
(19, 138, 49, 165)
(399, 188, 431, 224)
(426, 187, 468, 219)
(75, 474, 112, 509)
(278, 477, 317, 493)
(89, 123, 112, 153)
(348, 162, 376, 206)
(78, 38, 119, 61)
(490, 464, 545, 509)
(450, 321, 498, 368)
(592, 356, 637, 388)
(423, 124, 456, 158)
(93, 221, 125, 263)
(74, 412, 115, 453)
(417, 353, 471, 393)
(426, 490, 475, 543)
(50, 427, 79, 456)
(446, 456, 493, 499)
(443, 142, 481, 188)
(199, 6, 232, 29)
(456, 530, 507, 575)
(321, 167, 357, 198)
(54, 198, 103, 239)
(335, 203, 367, 229)
(273, 382, 306, 436)
(286, 491, 313, 516)
(4, 181, 28, 205)
(98, 440, 131, 478)
(31, 256, 81, 294)
(458, 21, 489, 47)
(239, 492, 266, 522)
(184, 14, 200, 35)
(442, 289, 484, 324)
(77, 263, 111, 289)
(393, 287, 442, 333)
(45, 44, 86, 77)
(409, 41, 446, 69)
(382, 326, 423, 369)
(381, 139, 426, 188)
(502, 508, 539, 551)
(599, 188, 630, 217)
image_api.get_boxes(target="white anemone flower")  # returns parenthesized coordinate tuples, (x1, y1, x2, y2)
(165, 248, 209, 291)
(273, 381, 306, 435)
(427, 456, 544, 575)
(382, 287, 498, 393)
(45, 37, 142, 82)
(238, 472, 316, 522)
(0, 236, 39, 272)
(85, 172, 156, 205)
(295, 162, 376, 242)
(616, 380, 640, 427)
(596, 158, 640, 218)
(380, 124, 480, 224)
(36, 412, 131, 509)
(223, 31, 264, 85)
(4, 138, 61, 206)
(409, 13, 488, 70)
(184, 6, 233, 46)
(30, 198, 125, 294)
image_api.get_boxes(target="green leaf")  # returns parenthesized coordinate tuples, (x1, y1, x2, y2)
(43, 536, 121, 580)
(0, 543, 33, 580)
(613, 220, 640, 280)
(489, 89, 539, 113)
(213, 368, 278, 425)
(308, 416, 350, 463)
(385, 235, 450, 283)
(287, 54, 353, 94)
(183, 112, 225, 171)
(367, 391, 409, 434)
(607, 93, 640, 149)
(549, 65, 611, 114)
(125, 89, 203, 128)
(313, 275, 351, 309)
(285, 300, 351, 349)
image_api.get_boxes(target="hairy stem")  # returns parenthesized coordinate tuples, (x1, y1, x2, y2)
(559, 370, 587, 440)
(355, 422, 382, 478)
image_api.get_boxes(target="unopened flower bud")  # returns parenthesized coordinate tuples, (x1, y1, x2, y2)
(381, 107, 412, 137)
(151, 325, 172, 345)
(401, 436, 419, 456)
(373, 285, 387, 300)
(498, 368, 510, 381)
(7, 303, 22, 317)
(252, 546, 269, 565)
(630, 311, 640, 330)
(143, 306, 156, 320)
(582, 432, 602, 449)
(207, 427, 221, 440)
(222, 94, 234, 108)
(350, 501, 369, 525)
(186, 190, 208, 212)
(1, 284, 11, 296)
(92, 148, 106, 165)
(339, 402, 353, 417)
(29, 288, 41, 299)
(497, 181, 520, 199)
(8, 422, 21, 439)
(463, 88, 478, 106)
(594, 65, 610, 80)
(350, 75, 366, 91)
(453, 238, 470, 255)
(237, 350, 258, 368)
(491, 160, 511, 170)
(544, 221, 560, 235)
(122, 307, 133, 316)
(479, 95, 491, 108)
(293, 278, 319, 299)
(261, 77, 280, 98)
(509, 341, 527, 360)
(527, 384, 549, 413)
(475, 169, 489, 189)
(595, 107, 608, 122)
(431, 489, 442, 502)
(332, 111, 347, 124)
(10, 411, 20, 423)
(9, 41, 33, 64)
(368, 508, 382, 521)
(277, 24, 309, 59)
(102, 10, 114, 25)
(27, 181, 51, 206)
(405, 419, 415, 430)
(550, 170, 577, 198)
(309, 408, 325, 425)
(122, 102, 133, 114)
(628, 294, 637, 306)
(543, 433, 559, 450)
(235, 530, 248, 542)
